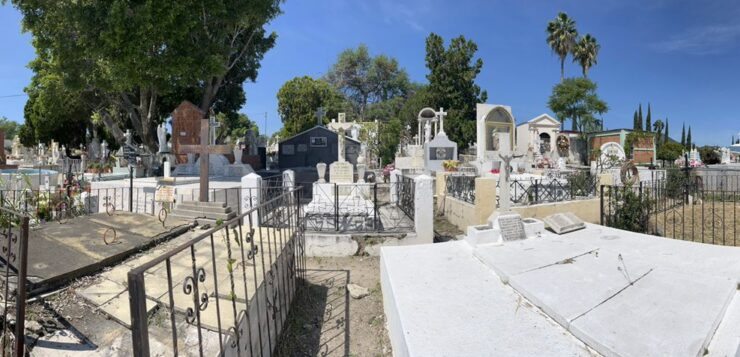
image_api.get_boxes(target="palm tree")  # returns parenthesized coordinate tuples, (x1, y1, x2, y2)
(547, 12, 578, 81)
(572, 34, 600, 77)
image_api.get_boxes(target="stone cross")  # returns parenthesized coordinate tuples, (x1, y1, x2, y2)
(179, 119, 232, 202)
(436, 107, 448, 135)
(208, 114, 220, 145)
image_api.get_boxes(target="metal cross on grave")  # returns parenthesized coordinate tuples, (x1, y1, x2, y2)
(179, 119, 231, 202)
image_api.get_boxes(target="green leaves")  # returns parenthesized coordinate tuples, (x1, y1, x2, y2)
(276, 76, 349, 137)
(424, 33, 487, 149)
(547, 77, 608, 132)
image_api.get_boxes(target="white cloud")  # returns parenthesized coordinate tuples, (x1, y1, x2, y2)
(652, 23, 740, 55)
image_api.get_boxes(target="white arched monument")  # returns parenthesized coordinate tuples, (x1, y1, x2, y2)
(476, 104, 515, 162)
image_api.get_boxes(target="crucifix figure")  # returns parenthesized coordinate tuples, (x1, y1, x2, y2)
(178, 119, 231, 202)
(498, 152, 523, 213)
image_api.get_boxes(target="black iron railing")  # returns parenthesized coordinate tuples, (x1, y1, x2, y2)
(601, 180, 739, 246)
(445, 174, 475, 204)
(304, 182, 414, 233)
(128, 187, 305, 357)
(492, 171, 599, 207)
(0, 207, 29, 356)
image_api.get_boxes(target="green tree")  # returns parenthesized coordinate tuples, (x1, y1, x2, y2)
(686, 126, 692, 149)
(633, 111, 639, 131)
(215, 112, 258, 144)
(645, 103, 652, 133)
(656, 141, 683, 161)
(12, 0, 282, 152)
(0, 117, 20, 139)
(324, 45, 410, 118)
(652, 119, 664, 147)
(637, 104, 643, 131)
(664, 118, 670, 143)
(276, 76, 348, 137)
(680, 123, 686, 147)
(424, 33, 488, 148)
(698, 146, 720, 165)
(572, 34, 599, 77)
(547, 77, 608, 132)
(546, 12, 578, 80)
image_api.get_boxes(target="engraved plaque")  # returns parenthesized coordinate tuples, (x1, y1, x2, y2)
(297, 144, 308, 152)
(498, 214, 527, 241)
(282, 144, 295, 155)
(329, 161, 354, 183)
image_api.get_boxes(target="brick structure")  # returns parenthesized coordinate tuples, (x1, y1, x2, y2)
(172, 101, 205, 164)
(589, 129, 655, 164)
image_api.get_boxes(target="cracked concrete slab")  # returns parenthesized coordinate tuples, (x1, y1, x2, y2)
(569, 269, 735, 357)
(506, 250, 654, 328)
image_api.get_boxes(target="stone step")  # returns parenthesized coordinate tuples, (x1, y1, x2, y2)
(169, 208, 237, 221)
(175, 203, 233, 214)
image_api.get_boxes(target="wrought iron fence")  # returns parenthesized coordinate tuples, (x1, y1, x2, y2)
(304, 182, 414, 233)
(494, 171, 598, 206)
(0, 207, 29, 356)
(398, 176, 415, 219)
(0, 186, 244, 223)
(601, 180, 739, 246)
(127, 187, 305, 357)
(445, 174, 475, 204)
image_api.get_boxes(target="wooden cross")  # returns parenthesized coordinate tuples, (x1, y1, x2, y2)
(179, 119, 231, 202)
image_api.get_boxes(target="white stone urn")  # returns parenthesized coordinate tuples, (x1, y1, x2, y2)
(316, 162, 327, 183)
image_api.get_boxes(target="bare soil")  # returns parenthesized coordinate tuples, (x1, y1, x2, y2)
(650, 202, 740, 246)
(275, 256, 391, 357)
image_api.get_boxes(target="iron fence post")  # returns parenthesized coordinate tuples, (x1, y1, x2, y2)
(335, 184, 339, 232)
(14, 216, 29, 357)
(600, 185, 604, 225)
(373, 183, 378, 230)
(128, 270, 150, 357)
(129, 166, 134, 212)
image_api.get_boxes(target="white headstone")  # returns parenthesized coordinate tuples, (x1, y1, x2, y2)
(329, 161, 354, 183)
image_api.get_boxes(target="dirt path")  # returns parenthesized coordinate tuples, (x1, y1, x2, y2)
(276, 256, 392, 357)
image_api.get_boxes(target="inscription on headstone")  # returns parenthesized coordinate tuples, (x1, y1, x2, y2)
(155, 186, 175, 203)
(329, 161, 354, 183)
(498, 214, 527, 241)
(430, 147, 455, 160)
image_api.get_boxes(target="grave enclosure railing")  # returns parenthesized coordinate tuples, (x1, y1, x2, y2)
(0, 207, 29, 356)
(303, 181, 415, 233)
(490, 171, 598, 207)
(445, 174, 476, 204)
(0, 186, 244, 224)
(128, 187, 305, 357)
(600, 178, 739, 246)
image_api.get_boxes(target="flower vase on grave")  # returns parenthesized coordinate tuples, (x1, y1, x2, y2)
(316, 162, 327, 183)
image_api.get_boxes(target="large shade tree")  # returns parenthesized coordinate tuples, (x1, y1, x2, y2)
(425, 33, 488, 148)
(276, 76, 349, 137)
(12, 0, 282, 153)
(324, 44, 410, 118)
(546, 12, 578, 80)
(547, 77, 608, 132)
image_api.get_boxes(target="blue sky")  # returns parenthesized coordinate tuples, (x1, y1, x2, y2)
(1, 0, 739, 145)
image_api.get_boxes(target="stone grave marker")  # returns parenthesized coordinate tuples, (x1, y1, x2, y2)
(330, 161, 354, 183)
(543, 212, 585, 234)
(497, 213, 527, 241)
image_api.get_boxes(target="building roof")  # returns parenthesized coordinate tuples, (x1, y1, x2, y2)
(278, 125, 361, 145)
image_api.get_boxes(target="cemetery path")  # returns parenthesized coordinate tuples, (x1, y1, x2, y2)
(275, 256, 392, 357)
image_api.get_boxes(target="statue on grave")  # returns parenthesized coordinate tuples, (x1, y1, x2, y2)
(51, 142, 60, 163)
(100, 140, 108, 162)
(350, 123, 359, 141)
(157, 123, 168, 153)
(491, 128, 500, 151)
(338, 128, 346, 162)
(124, 129, 133, 146)
(233, 140, 243, 165)
(424, 121, 431, 143)
(11, 136, 21, 159)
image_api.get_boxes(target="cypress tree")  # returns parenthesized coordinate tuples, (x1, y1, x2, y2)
(637, 104, 643, 131)
(664, 118, 669, 143)
(633, 111, 638, 130)
(645, 103, 652, 132)
(686, 126, 692, 150)
(681, 123, 686, 147)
